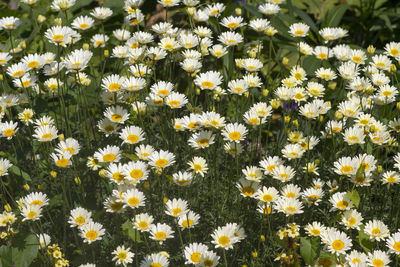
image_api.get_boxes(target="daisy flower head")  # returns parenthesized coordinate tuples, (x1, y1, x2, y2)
(187, 156, 208, 177)
(165, 198, 188, 217)
(72, 15, 94, 31)
(346, 250, 368, 266)
(94, 145, 121, 163)
(220, 16, 246, 31)
(367, 250, 391, 267)
(194, 71, 223, 91)
(184, 243, 208, 265)
(304, 221, 326, 237)
(228, 79, 249, 95)
(135, 144, 155, 161)
(44, 26, 73, 46)
(274, 197, 304, 216)
(79, 221, 105, 244)
(0, 121, 18, 140)
(122, 188, 146, 209)
(340, 209, 363, 230)
(206, 3, 225, 17)
(172, 171, 194, 186)
(178, 210, 200, 229)
(148, 150, 176, 169)
(0, 158, 12, 176)
(132, 213, 154, 232)
(258, 3, 280, 15)
(211, 225, 238, 250)
(165, 92, 188, 109)
(51, 151, 73, 168)
(222, 123, 248, 143)
(119, 125, 145, 145)
(112, 245, 134, 267)
(255, 186, 279, 204)
(90, 7, 113, 20)
(102, 74, 125, 93)
(188, 130, 215, 149)
(21, 205, 42, 221)
(140, 253, 169, 267)
(364, 220, 389, 241)
(386, 232, 400, 255)
(68, 207, 92, 228)
(329, 192, 354, 211)
(218, 31, 243, 47)
(236, 179, 259, 198)
(33, 125, 58, 142)
(149, 223, 174, 244)
(321, 229, 352, 255)
(0, 16, 22, 30)
(289, 22, 309, 38)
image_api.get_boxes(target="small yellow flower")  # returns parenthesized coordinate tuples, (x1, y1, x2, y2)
(50, 171, 57, 178)
(23, 184, 30, 191)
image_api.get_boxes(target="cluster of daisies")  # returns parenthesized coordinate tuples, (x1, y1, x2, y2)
(1, 0, 400, 265)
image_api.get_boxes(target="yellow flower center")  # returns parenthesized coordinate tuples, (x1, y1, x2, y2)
(85, 230, 98, 240)
(103, 153, 116, 162)
(337, 200, 349, 209)
(372, 259, 384, 267)
(109, 83, 121, 92)
(30, 200, 43, 206)
(130, 169, 143, 179)
(190, 252, 202, 263)
(201, 81, 214, 89)
(311, 229, 320, 235)
(331, 240, 344, 251)
(4, 129, 15, 137)
(80, 23, 89, 28)
(27, 211, 37, 218)
(28, 61, 39, 68)
(393, 241, 400, 252)
(13, 70, 24, 77)
(128, 197, 139, 207)
(218, 235, 230, 246)
(112, 172, 125, 182)
(41, 133, 53, 140)
(56, 158, 69, 168)
(181, 219, 194, 228)
(155, 159, 168, 167)
(228, 131, 241, 141)
(340, 166, 353, 173)
(242, 186, 254, 196)
(197, 138, 209, 147)
(155, 232, 166, 240)
(172, 208, 182, 216)
(117, 252, 127, 259)
(263, 194, 273, 202)
(75, 216, 85, 225)
(168, 100, 181, 108)
(138, 221, 148, 230)
(227, 22, 239, 29)
(371, 228, 381, 235)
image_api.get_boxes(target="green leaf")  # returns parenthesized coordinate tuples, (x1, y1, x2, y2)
(122, 220, 142, 243)
(9, 166, 32, 181)
(302, 55, 321, 75)
(323, 4, 349, 27)
(13, 235, 39, 267)
(300, 237, 320, 265)
(347, 189, 360, 208)
(122, 153, 139, 161)
(357, 226, 372, 253)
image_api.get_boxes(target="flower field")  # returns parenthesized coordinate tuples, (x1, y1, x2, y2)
(1, 0, 400, 266)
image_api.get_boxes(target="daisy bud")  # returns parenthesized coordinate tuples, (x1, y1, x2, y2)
(196, 88, 200, 95)
(37, 15, 46, 23)
(53, 18, 62, 26)
(104, 50, 109, 57)
(4, 204, 11, 212)
(20, 41, 26, 49)
(244, 91, 249, 98)
(82, 43, 90, 50)
(390, 64, 396, 72)
(396, 102, 400, 110)
(144, 181, 150, 190)
(235, 8, 242, 16)
(319, 115, 324, 122)
(98, 169, 107, 178)
(50, 171, 57, 178)
(292, 120, 298, 127)
(58, 134, 64, 141)
(334, 111, 343, 120)
(282, 57, 289, 65)
(314, 159, 320, 165)
(37, 184, 43, 190)
(262, 89, 269, 96)
(377, 165, 383, 173)
(252, 252, 258, 258)
(0, 74, 3, 80)
(284, 116, 291, 123)
(23, 184, 30, 191)
(260, 235, 265, 242)
(270, 99, 281, 109)
(187, 7, 195, 16)
(163, 197, 168, 203)
(328, 82, 336, 90)
(74, 177, 81, 184)
(367, 45, 375, 54)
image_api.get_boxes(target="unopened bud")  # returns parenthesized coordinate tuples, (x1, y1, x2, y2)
(54, 18, 62, 26)
(235, 8, 242, 16)
(37, 15, 46, 23)
(367, 45, 376, 55)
